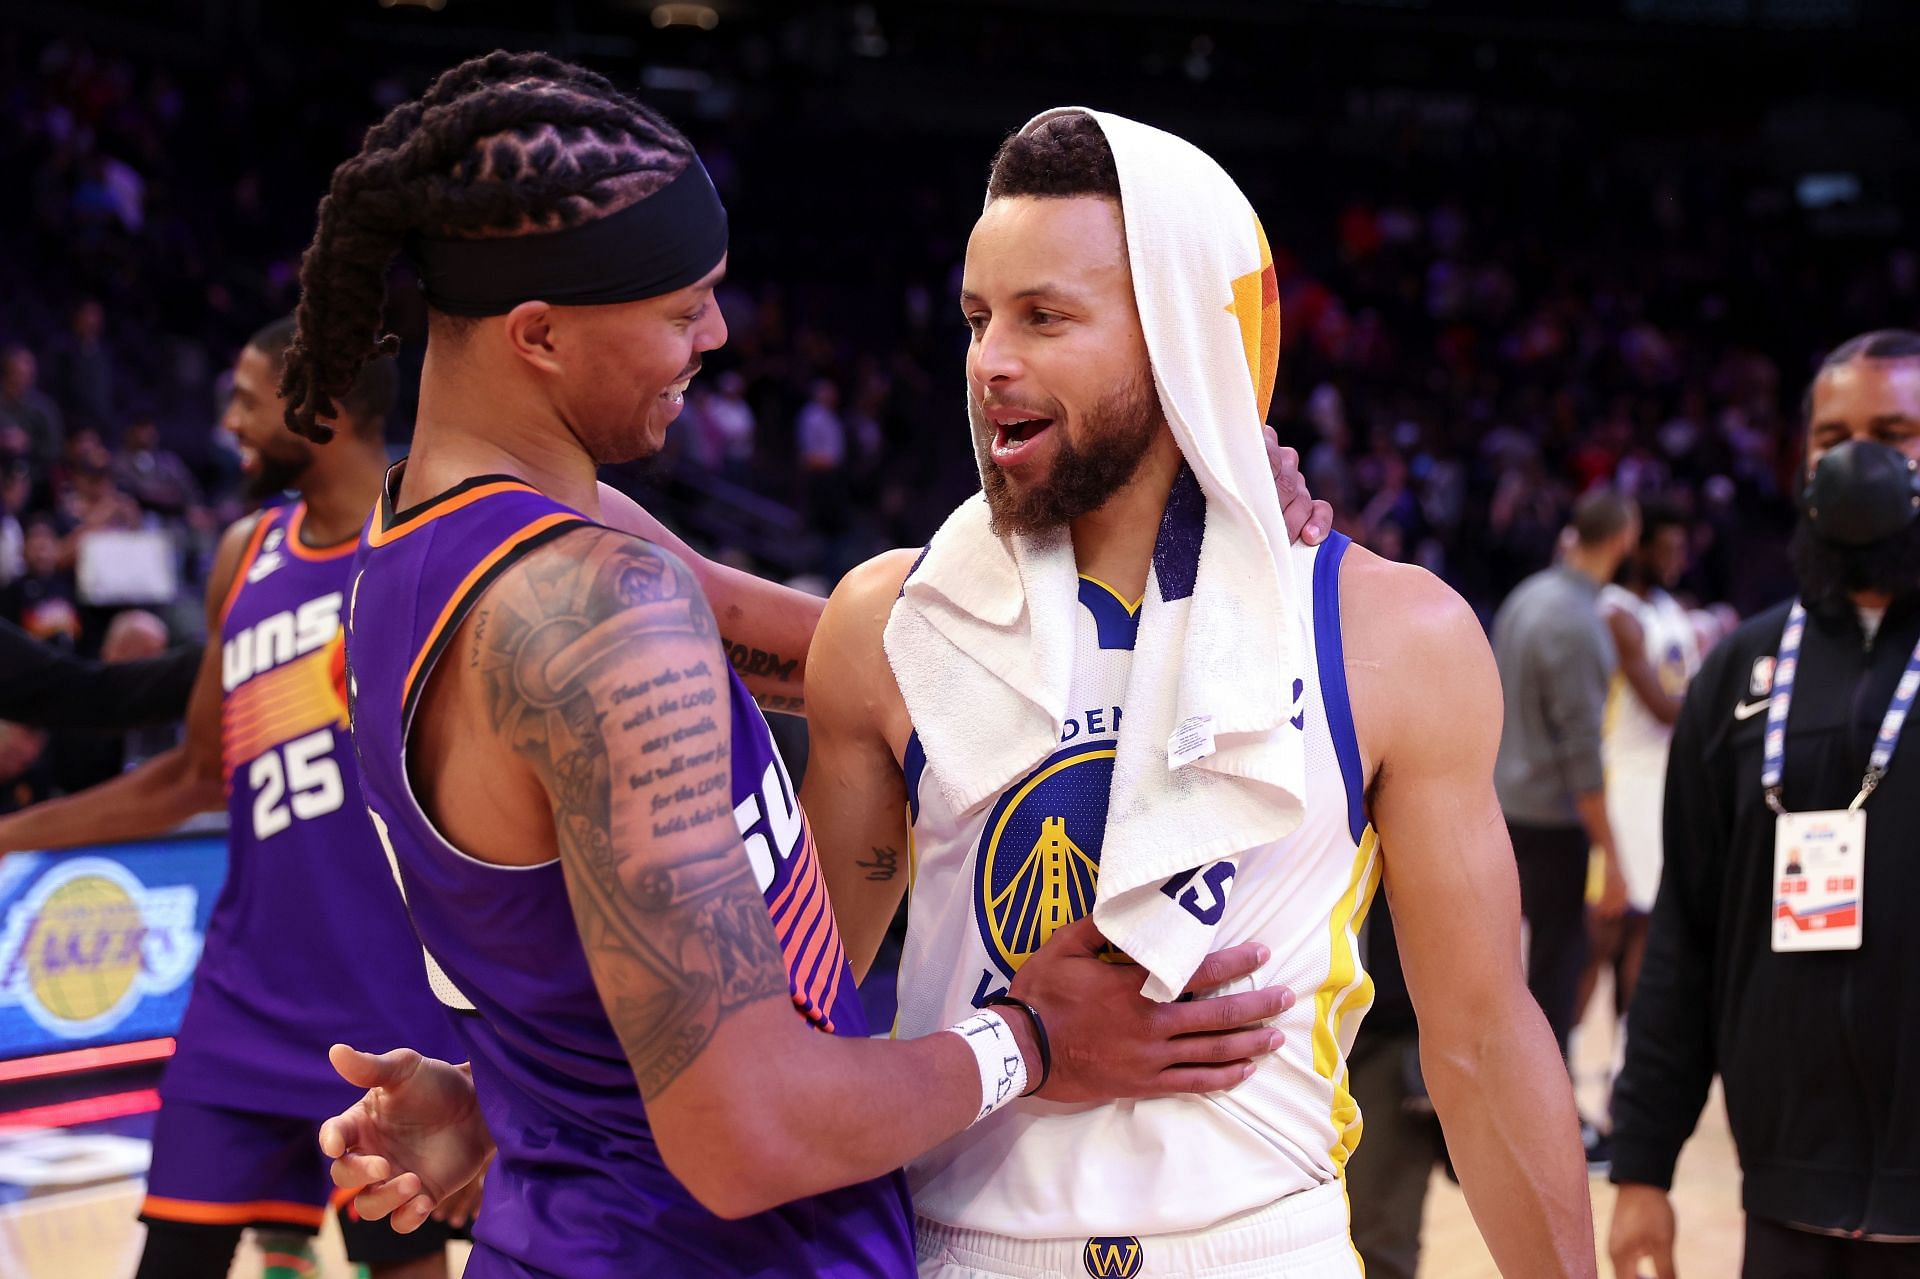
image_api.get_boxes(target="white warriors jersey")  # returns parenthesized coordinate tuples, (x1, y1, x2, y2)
(1600, 585, 1701, 769)
(893, 532, 1381, 1239)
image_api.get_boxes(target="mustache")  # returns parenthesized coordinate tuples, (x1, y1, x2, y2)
(977, 396, 1056, 418)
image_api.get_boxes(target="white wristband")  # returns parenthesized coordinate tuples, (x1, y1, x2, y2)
(948, 1008, 1028, 1124)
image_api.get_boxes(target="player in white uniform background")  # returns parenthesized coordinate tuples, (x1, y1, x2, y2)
(803, 112, 1596, 1277)
(1579, 505, 1707, 1160)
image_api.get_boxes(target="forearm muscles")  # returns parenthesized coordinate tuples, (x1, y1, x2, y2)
(1424, 995, 1595, 1276)
(0, 746, 221, 851)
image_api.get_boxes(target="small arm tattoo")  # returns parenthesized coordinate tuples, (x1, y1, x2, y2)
(854, 846, 900, 881)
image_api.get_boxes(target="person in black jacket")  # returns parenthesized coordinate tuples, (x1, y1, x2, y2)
(1609, 329, 1920, 1279)
(0, 615, 199, 728)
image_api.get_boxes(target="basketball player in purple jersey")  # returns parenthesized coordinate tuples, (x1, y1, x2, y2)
(282, 53, 1305, 1278)
(0, 317, 468, 1278)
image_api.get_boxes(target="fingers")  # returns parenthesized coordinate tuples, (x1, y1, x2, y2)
(1166, 1025, 1284, 1064)
(392, 1191, 439, 1235)
(1182, 941, 1271, 994)
(349, 1170, 427, 1224)
(1159, 984, 1295, 1036)
(317, 1113, 358, 1160)
(329, 1042, 423, 1091)
(1305, 498, 1333, 544)
(1148, 1061, 1259, 1096)
(328, 1150, 394, 1191)
(1033, 912, 1109, 957)
(433, 1178, 482, 1228)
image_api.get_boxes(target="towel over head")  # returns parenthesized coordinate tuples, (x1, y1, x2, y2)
(884, 107, 1308, 1001)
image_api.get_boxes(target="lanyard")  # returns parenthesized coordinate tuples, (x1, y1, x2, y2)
(1763, 599, 1920, 815)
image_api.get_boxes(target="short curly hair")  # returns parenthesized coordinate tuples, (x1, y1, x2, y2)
(986, 111, 1120, 203)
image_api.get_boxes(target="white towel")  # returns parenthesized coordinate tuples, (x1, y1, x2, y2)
(885, 107, 1306, 1002)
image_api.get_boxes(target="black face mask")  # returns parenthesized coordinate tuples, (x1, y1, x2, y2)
(1803, 439, 1920, 547)
(1792, 440, 1920, 613)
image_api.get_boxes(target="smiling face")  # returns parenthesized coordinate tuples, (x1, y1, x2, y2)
(546, 258, 729, 465)
(961, 195, 1165, 535)
(223, 344, 315, 500)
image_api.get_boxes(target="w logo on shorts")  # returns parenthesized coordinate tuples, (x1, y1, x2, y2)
(1083, 1236, 1144, 1278)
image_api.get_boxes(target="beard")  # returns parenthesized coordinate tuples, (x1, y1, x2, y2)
(245, 445, 312, 501)
(1788, 512, 1920, 615)
(972, 370, 1165, 537)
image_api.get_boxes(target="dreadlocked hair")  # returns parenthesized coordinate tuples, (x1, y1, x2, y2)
(281, 50, 695, 441)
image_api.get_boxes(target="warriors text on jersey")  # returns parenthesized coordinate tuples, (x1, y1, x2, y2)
(894, 526, 1380, 1239)
(345, 471, 914, 1279)
(162, 502, 458, 1117)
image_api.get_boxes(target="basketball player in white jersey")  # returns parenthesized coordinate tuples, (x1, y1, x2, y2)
(802, 114, 1595, 1277)
(1579, 508, 1702, 1060)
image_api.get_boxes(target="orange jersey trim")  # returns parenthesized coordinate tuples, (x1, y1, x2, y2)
(400, 512, 587, 716)
(284, 504, 358, 562)
(367, 479, 541, 548)
(141, 1194, 327, 1229)
(218, 510, 283, 628)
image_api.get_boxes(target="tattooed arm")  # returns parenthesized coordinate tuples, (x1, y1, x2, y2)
(596, 482, 819, 716)
(375, 528, 1293, 1221)
(459, 527, 1008, 1216)
(801, 550, 921, 981)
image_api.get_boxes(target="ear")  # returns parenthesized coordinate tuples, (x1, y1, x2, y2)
(502, 301, 563, 377)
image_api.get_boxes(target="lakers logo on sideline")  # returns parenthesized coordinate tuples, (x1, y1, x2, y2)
(0, 856, 199, 1038)
(1083, 1235, 1144, 1278)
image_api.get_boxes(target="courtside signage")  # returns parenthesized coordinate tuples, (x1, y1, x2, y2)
(0, 839, 224, 1055)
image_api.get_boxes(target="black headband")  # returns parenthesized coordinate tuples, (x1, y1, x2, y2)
(408, 159, 728, 317)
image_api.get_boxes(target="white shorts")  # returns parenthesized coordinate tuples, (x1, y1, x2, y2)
(1605, 758, 1666, 913)
(913, 1179, 1362, 1279)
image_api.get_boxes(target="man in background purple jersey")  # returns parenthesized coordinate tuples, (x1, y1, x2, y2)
(281, 52, 1316, 1279)
(0, 316, 468, 1279)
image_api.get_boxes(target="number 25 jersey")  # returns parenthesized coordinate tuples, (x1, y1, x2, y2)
(163, 502, 458, 1117)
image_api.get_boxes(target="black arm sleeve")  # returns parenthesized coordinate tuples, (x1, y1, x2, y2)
(1609, 650, 1730, 1190)
(0, 618, 200, 729)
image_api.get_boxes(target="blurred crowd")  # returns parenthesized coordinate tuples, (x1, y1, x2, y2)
(1, 25, 1914, 806)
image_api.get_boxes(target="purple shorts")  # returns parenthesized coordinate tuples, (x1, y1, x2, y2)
(140, 1097, 460, 1264)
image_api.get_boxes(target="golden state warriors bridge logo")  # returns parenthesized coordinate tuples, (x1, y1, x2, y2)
(0, 858, 199, 1038)
(975, 742, 1116, 981)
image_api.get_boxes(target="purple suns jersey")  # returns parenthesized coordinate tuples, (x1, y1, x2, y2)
(344, 471, 914, 1279)
(162, 503, 459, 1117)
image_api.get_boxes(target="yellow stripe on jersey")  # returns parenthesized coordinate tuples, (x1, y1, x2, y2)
(1313, 824, 1382, 1174)
(1602, 672, 1626, 743)
(1078, 574, 1144, 615)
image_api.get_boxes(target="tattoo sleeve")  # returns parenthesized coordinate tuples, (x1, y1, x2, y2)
(472, 532, 789, 1098)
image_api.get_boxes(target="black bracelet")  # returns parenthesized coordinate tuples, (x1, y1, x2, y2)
(987, 994, 1052, 1097)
